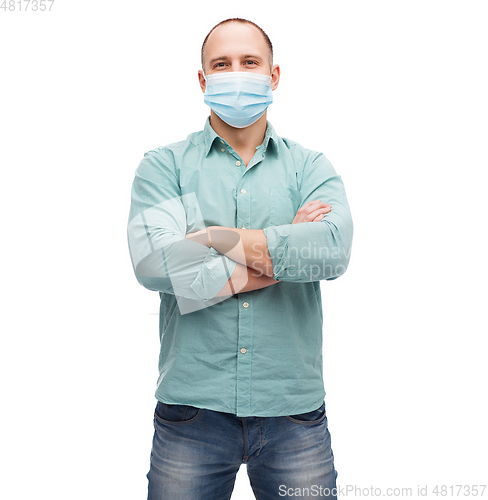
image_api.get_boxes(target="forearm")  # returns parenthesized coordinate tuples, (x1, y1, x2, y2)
(215, 262, 280, 297)
(263, 216, 353, 282)
(187, 226, 275, 278)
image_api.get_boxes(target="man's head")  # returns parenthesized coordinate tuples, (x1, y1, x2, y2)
(201, 18, 273, 72)
(198, 18, 280, 92)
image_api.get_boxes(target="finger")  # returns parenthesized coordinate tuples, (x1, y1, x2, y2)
(294, 201, 331, 224)
(303, 200, 329, 209)
(307, 205, 331, 217)
(297, 201, 329, 218)
(305, 206, 331, 222)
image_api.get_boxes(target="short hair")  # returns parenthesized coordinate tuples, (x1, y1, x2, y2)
(201, 18, 273, 71)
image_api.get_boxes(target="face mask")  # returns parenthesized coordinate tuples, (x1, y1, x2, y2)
(203, 72, 273, 128)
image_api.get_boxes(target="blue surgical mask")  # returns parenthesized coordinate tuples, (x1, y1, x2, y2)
(203, 72, 273, 128)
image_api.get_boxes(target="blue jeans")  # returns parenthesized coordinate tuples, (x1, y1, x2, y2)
(147, 400, 338, 499)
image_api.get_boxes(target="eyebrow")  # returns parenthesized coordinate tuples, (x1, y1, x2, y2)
(208, 54, 264, 65)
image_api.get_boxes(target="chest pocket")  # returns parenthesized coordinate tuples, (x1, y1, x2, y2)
(269, 187, 301, 226)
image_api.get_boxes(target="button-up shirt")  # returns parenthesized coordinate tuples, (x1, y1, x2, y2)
(127, 117, 353, 417)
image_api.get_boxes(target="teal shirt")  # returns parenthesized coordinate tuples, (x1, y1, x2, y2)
(128, 117, 353, 417)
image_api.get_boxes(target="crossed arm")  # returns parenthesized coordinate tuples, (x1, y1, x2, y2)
(129, 149, 352, 301)
(185, 200, 331, 296)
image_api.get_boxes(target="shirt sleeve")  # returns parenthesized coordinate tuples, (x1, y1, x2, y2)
(262, 152, 353, 282)
(127, 148, 238, 303)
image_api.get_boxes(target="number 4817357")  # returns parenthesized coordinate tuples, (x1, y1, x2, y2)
(1, 0, 55, 11)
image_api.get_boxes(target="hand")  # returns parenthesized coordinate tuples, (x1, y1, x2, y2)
(292, 200, 331, 224)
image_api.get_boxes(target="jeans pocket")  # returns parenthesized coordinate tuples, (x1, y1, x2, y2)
(285, 401, 327, 425)
(154, 401, 202, 425)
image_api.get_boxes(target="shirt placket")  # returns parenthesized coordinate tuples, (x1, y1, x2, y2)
(218, 138, 265, 416)
(236, 294, 253, 416)
(233, 148, 252, 415)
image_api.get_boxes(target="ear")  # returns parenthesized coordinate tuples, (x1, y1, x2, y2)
(198, 70, 206, 93)
(270, 64, 280, 91)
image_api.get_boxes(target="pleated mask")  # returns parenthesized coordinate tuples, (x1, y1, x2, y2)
(203, 72, 273, 128)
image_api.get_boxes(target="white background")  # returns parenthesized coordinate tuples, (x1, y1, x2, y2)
(1, 1, 487, 498)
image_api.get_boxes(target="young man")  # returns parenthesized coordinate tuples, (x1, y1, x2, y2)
(128, 18, 353, 500)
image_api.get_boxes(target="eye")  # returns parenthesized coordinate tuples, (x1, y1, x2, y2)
(245, 60, 257, 66)
(213, 62, 227, 68)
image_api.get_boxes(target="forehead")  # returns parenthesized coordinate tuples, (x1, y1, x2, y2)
(205, 22, 269, 59)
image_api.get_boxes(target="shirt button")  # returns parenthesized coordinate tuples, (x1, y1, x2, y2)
(240, 347, 247, 354)
(240, 189, 246, 194)
(236, 160, 241, 166)
(221, 148, 225, 152)
(241, 226, 246, 229)
(243, 302, 249, 308)
(220, 139, 225, 144)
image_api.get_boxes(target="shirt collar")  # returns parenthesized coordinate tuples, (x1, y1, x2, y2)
(260, 120, 279, 156)
(203, 116, 220, 156)
(203, 116, 279, 157)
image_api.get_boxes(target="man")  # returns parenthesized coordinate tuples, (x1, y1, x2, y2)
(128, 17, 353, 500)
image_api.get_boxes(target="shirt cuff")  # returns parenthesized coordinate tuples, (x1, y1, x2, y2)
(262, 224, 292, 281)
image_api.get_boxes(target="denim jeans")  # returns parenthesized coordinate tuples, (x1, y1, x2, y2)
(147, 399, 338, 499)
